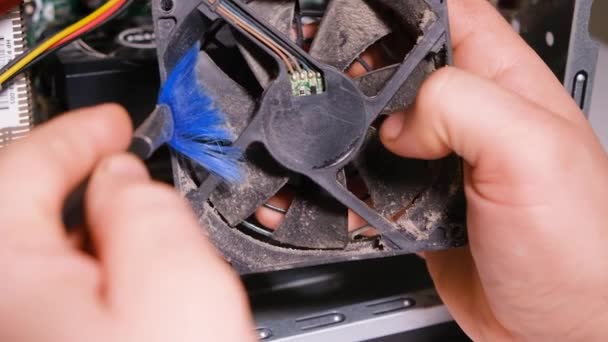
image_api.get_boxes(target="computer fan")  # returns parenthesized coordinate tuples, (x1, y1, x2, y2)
(151, 0, 466, 273)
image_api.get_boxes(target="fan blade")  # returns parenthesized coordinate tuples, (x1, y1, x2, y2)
(195, 51, 255, 134)
(237, 0, 296, 88)
(309, 0, 390, 71)
(194, 52, 290, 225)
(354, 130, 436, 219)
(211, 144, 290, 226)
(354, 60, 434, 114)
(273, 181, 349, 249)
(246, 0, 295, 33)
(188, 49, 255, 195)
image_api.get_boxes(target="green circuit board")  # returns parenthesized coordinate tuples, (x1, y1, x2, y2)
(291, 70, 325, 97)
(24, 0, 79, 44)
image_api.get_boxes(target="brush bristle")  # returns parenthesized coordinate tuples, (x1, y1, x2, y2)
(159, 43, 242, 182)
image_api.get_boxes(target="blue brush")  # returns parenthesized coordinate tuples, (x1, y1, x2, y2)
(133, 42, 242, 182)
(63, 43, 241, 227)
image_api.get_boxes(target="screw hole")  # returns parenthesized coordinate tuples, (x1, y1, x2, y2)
(160, 0, 173, 12)
(545, 31, 555, 47)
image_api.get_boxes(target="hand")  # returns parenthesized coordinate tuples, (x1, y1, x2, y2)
(0, 104, 255, 341)
(380, 0, 608, 340)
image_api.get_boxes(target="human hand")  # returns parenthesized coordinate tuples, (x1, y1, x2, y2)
(0, 104, 255, 341)
(380, 0, 608, 340)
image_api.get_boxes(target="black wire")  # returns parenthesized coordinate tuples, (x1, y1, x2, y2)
(293, 1, 305, 48)
(0, 0, 133, 90)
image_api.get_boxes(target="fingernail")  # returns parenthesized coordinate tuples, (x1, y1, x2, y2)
(101, 154, 148, 179)
(381, 113, 405, 141)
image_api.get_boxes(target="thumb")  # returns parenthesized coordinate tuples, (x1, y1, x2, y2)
(86, 153, 254, 340)
(380, 66, 578, 205)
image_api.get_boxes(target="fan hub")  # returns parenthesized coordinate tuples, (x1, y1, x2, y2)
(263, 69, 368, 173)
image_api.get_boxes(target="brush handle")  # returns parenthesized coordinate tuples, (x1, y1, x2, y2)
(62, 105, 173, 228)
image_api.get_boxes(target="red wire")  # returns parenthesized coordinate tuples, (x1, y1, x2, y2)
(51, 0, 126, 48)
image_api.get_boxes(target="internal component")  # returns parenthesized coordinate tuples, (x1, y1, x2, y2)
(0, 7, 33, 147)
(24, 0, 79, 44)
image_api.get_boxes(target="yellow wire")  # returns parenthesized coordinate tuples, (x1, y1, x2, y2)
(0, 0, 121, 86)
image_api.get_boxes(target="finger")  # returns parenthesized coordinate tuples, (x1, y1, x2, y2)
(255, 179, 376, 233)
(0, 249, 111, 342)
(292, 23, 317, 51)
(381, 67, 569, 173)
(302, 23, 317, 39)
(86, 154, 253, 340)
(345, 176, 375, 235)
(86, 153, 215, 291)
(0, 104, 131, 244)
(448, 0, 582, 121)
(346, 46, 385, 78)
(255, 190, 294, 230)
(424, 247, 514, 340)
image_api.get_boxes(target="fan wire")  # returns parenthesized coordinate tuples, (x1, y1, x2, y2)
(217, 3, 302, 73)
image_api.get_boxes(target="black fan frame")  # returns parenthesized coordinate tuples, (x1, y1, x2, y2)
(152, 0, 466, 274)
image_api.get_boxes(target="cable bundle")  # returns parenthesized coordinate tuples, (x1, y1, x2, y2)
(0, 0, 131, 90)
(216, 1, 314, 75)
